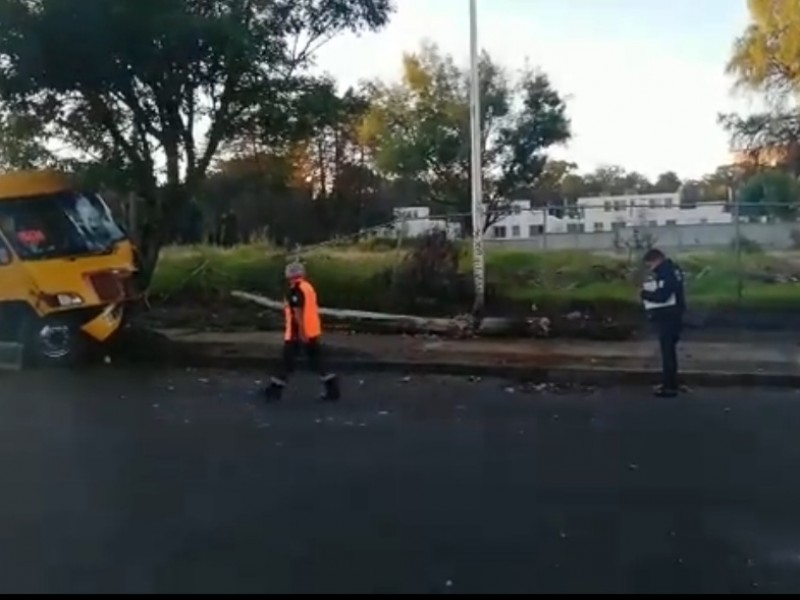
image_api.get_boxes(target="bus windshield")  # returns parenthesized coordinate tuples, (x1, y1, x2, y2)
(0, 191, 126, 261)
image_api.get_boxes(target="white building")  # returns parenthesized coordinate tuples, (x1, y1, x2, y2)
(370, 206, 462, 239)
(485, 193, 733, 239)
(368, 193, 736, 241)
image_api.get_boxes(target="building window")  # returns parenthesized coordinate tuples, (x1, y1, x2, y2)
(529, 225, 544, 236)
(665, 199, 674, 209)
(604, 201, 612, 212)
(649, 199, 658, 208)
(512, 205, 521, 215)
(511, 225, 520, 237)
(493, 226, 507, 239)
(594, 222, 604, 232)
(614, 201, 625, 211)
(612, 222, 626, 231)
(666, 219, 677, 226)
(647, 220, 658, 228)
(567, 223, 585, 233)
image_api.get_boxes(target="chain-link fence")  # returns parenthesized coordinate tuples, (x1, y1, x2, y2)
(152, 197, 800, 335)
(351, 200, 800, 328)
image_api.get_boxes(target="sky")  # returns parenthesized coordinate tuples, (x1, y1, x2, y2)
(313, 0, 767, 180)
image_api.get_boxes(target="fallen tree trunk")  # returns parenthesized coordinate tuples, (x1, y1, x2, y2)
(231, 291, 474, 336)
(231, 291, 560, 338)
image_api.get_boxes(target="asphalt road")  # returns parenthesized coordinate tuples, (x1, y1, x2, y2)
(1, 368, 800, 593)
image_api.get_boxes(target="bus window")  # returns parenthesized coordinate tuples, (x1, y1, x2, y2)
(0, 236, 11, 266)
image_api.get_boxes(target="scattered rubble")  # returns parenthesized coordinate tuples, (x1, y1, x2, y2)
(518, 381, 598, 395)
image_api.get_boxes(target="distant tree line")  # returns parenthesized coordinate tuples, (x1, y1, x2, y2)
(0, 0, 798, 277)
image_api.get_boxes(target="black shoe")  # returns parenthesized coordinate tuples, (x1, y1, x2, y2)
(264, 379, 285, 402)
(319, 375, 341, 402)
(653, 386, 678, 398)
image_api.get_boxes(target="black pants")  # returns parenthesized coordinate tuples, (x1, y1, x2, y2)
(658, 325, 681, 391)
(276, 337, 325, 382)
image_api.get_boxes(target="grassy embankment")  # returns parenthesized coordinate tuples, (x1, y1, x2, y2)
(150, 243, 800, 315)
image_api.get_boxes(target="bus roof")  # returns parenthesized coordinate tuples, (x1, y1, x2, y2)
(0, 170, 72, 201)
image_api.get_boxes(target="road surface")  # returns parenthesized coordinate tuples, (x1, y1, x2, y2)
(1, 367, 800, 593)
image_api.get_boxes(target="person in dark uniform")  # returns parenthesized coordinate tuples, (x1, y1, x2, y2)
(264, 261, 340, 402)
(640, 248, 686, 398)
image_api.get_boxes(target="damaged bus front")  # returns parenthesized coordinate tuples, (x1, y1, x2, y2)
(0, 171, 141, 366)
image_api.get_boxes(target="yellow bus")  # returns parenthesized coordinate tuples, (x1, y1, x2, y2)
(0, 170, 140, 366)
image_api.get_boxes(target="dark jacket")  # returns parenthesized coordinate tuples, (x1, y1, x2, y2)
(641, 258, 685, 325)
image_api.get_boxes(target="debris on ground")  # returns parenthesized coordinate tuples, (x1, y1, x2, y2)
(519, 381, 598, 395)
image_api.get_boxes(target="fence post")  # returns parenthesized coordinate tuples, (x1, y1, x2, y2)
(391, 214, 408, 292)
(542, 206, 548, 251)
(733, 188, 743, 306)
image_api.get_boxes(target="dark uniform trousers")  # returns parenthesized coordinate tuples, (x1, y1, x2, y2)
(277, 336, 325, 381)
(657, 321, 681, 391)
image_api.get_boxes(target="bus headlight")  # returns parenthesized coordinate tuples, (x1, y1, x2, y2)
(41, 293, 84, 308)
(56, 293, 84, 307)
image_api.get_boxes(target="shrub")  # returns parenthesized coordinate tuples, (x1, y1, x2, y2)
(731, 234, 763, 254)
(390, 231, 473, 313)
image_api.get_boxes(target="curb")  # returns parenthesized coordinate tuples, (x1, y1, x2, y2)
(123, 342, 800, 389)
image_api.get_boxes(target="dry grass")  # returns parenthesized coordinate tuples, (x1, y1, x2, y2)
(151, 243, 800, 312)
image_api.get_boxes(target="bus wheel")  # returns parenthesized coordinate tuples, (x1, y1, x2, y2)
(22, 317, 85, 368)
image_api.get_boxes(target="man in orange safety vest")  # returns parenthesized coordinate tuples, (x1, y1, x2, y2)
(264, 261, 340, 402)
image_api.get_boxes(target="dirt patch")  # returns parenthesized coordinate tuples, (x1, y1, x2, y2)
(137, 301, 282, 332)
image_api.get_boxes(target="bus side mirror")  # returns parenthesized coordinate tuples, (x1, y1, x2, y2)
(0, 247, 10, 266)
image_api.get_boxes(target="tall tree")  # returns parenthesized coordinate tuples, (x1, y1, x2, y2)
(0, 0, 393, 280)
(652, 171, 682, 193)
(560, 173, 587, 201)
(739, 169, 800, 220)
(289, 82, 387, 236)
(359, 43, 571, 229)
(581, 165, 653, 196)
(727, 0, 800, 96)
(723, 0, 800, 175)
(702, 164, 747, 201)
(536, 160, 578, 192)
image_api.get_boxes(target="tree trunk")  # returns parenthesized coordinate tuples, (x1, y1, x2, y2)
(135, 184, 189, 291)
(135, 197, 163, 292)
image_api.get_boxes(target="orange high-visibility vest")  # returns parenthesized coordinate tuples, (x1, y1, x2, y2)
(284, 279, 322, 341)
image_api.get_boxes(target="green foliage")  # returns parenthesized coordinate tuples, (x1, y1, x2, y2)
(723, 0, 800, 177)
(0, 111, 55, 169)
(359, 43, 570, 226)
(739, 169, 800, 219)
(392, 231, 472, 312)
(0, 0, 393, 223)
(0, 0, 393, 285)
(153, 244, 800, 315)
(727, 0, 800, 95)
(732, 234, 764, 254)
(653, 171, 682, 193)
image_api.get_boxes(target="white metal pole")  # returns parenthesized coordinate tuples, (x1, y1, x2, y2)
(469, 0, 486, 314)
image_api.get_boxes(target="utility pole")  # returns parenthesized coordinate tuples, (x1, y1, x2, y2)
(469, 0, 486, 315)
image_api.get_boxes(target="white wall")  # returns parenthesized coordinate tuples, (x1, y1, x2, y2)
(371, 194, 738, 242)
(484, 194, 734, 240)
(577, 193, 732, 231)
(486, 221, 800, 253)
